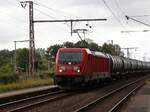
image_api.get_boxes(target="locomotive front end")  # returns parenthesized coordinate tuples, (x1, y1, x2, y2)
(55, 48, 85, 87)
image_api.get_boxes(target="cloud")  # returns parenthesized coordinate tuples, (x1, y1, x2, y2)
(0, 0, 150, 61)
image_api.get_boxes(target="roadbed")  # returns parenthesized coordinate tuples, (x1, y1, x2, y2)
(120, 80, 150, 112)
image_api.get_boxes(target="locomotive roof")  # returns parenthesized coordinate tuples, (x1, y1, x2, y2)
(59, 48, 108, 58)
(85, 49, 108, 58)
(93, 51, 109, 58)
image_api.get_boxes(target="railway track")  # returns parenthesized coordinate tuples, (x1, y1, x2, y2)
(0, 85, 59, 104)
(0, 75, 149, 112)
(74, 76, 148, 112)
(108, 83, 143, 112)
(0, 89, 68, 112)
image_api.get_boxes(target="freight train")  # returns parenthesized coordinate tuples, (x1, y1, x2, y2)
(54, 48, 150, 87)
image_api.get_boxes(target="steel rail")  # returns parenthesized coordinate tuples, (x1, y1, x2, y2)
(6, 91, 78, 112)
(74, 76, 148, 112)
(0, 85, 59, 104)
(108, 83, 145, 112)
(0, 89, 65, 109)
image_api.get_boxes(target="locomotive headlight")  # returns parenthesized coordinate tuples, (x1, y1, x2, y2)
(77, 69, 80, 72)
(59, 69, 63, 72)
(73, 66, 80, 72)
(59, 66, 66, 72)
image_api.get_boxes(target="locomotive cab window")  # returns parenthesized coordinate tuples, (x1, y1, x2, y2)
(58, 52, 82, 64)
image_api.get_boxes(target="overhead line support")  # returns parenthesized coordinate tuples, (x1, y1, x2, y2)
(33, 19, 107, 23)
(20, 1, 107, 75)
(33, 19, 107, 36)
(125, 15, 150, 27)
(20, 1, 35, 76)
(121, 47, 138, 58)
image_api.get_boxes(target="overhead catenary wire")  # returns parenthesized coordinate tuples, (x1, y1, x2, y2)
(35, 1, 107, 30)
(101, 0, 126, 29)
(33, 1, 83, 30)
(114, 0, 129, 24)
(33, 8, 72, 35)
(113, 0, 150, 30)
(34, 8, 56, 20)
(127, 15, 150, 27)
(125, 16, 150, 27)
(98, 0, 131, 37)
(33, 1, 88, 29)
(16, 0, 108, 42)
(34, 8, 71, 31)
(114, 0, 126, 16)
(20, 1, 70, 31)
(114, 0, 139, 35)
(33, 1, 81, 30)
(130, 15, 150, 18)
(33, 1, 81, 19)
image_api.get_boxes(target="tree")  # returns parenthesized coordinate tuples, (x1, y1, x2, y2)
(47, 44, 63, 58)
(63, 41, 74, 48)
(0, 50, 13, 74)
(0, 50, 13, 67)
(101, 43, 114, 55)
(16, 48, 46, 72)
(0, 64, 13, 74)
(88, 42, 101, 51)
(36, 48, 48, 71)
(113, 44, 122, 56)
(47, 41, 122, 59)
(16, 48, 29, 72)
(101, 43, 122, 56)
(74, 40, 89, 48)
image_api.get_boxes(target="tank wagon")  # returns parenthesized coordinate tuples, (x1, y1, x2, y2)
(54, 48, 150, 87)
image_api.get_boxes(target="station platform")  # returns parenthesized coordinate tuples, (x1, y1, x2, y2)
(0, 85, 58, 99)
(121, 80, 150, 112)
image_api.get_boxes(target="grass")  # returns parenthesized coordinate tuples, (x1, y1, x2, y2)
(0, 78, 54, 93)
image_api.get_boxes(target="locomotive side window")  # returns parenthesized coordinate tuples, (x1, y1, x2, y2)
(58, 52, 82, 64)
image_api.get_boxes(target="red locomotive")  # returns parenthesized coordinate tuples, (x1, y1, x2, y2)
(54, 48, 150, 87)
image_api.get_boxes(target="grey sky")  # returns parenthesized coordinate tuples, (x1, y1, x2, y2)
(0, 0, 150, 61)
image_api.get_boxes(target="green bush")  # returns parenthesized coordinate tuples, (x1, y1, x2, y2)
(47, 71, 54, 78)
(0, 78, 53, 93)
(0, 73, 19, 84)
(37, 71, 54, 79)
(0, 64, 13, 74)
